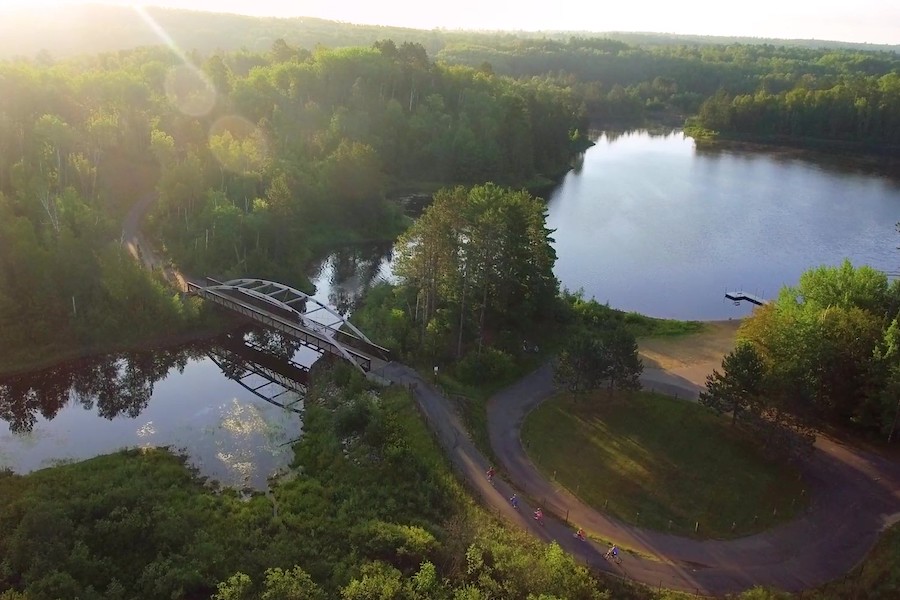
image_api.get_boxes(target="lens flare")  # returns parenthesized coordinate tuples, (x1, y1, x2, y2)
(133, 5, 218, 116)
(208, 115, 269, 175)
(164, 64, 217, 117)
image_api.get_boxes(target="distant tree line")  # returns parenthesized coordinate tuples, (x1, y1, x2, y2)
(8, 5, 896, 63)
(438, 37, 900, 140)
(7, 5, 900, 148)
(687, 73, 900, 147)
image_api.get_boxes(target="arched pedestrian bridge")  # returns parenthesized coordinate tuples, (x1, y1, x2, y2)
(188, 278, 391, 377)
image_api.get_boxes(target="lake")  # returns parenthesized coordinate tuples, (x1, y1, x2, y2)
(546, 129, 900, 320)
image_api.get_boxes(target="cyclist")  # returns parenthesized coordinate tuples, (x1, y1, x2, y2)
(509, 494, 519, 510)
(533, 508, 544, 525)
(605, 545, 619, 561)
(574, 527, 586, 541)
(486, 466, 496, 483)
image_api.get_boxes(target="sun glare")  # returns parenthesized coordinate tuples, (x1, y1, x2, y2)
(0, 0, 897, 45)
(1, 0, 61, 9)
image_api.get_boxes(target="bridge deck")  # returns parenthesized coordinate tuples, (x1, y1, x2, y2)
(188, 282, 388, 373)
(725, 291, 769, 306)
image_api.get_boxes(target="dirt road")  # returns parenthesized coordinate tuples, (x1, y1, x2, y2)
(121, 191, 193, 290)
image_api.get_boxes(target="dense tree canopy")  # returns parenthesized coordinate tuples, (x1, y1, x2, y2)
(392, 184, 558, 361)
(554, 325, 643, 398)
(0, 37, 587, 373)
(711, 261, 900, 443)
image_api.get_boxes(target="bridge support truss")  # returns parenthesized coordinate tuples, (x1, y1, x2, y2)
(188, 278, 390, 375)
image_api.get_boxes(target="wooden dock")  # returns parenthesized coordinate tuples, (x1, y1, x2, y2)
(725, 291, 769, 306)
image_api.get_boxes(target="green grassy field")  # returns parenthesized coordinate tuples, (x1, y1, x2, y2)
(521, 390, 807, 539)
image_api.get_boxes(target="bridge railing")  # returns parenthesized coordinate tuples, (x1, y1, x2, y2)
(188, 281, 378, 372)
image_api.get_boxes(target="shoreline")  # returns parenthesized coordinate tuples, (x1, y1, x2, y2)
(0, 321, 239, 379)
(1, 314, 741, 380)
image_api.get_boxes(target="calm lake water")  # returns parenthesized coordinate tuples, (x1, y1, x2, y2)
(546, 130, 900, 320)
(0, 331, 314, 489)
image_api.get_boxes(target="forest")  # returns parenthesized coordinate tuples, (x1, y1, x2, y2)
(3, 7, 900, 599)
(702, 262, 900, 447)
(0, 34, 586, 374)
(5, 5, 900, 145)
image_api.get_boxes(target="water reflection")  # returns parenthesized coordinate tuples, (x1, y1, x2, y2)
(693, 140, 900, 179)
(208, 331, 312, 415)
(0, 329, 309, 488)
(0, 236, 401, 484)
(592, 127, 682, 143)
(546, 129, 900, 320)
(0, 346, 198, 434)
(309, 242, 396, 315)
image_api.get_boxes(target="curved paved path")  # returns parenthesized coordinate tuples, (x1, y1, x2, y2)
(382, 362, 900, 596)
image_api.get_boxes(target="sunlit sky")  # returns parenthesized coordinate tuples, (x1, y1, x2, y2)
(5, 0, 900, 45)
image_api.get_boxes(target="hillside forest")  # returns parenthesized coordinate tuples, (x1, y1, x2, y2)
(4, 12, 900, 374)
(2, 7, 900, 600)
(0, 35, 585, 373)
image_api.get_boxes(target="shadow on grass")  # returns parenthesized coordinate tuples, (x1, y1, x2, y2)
(522, 390, 807, 539)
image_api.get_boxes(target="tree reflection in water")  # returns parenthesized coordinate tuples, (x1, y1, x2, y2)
(0, 242, 393, 433)
(311, 243, 394, 317)
(0, 328, 317, 435)
(0, 345, 201, 434)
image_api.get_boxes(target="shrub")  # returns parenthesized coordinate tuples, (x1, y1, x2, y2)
(455, 348, 515, 385)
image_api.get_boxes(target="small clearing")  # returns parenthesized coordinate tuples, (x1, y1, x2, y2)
(639, 320, 740, 390)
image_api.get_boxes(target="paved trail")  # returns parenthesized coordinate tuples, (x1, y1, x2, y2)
(383, 362, 900, 596)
